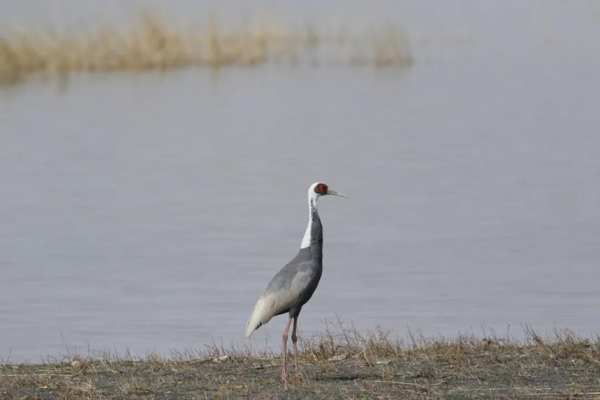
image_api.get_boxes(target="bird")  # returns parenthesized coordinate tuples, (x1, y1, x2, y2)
(245, 181, 344, 386)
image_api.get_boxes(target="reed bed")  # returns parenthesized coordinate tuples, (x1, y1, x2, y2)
(0, 13, 412, 86)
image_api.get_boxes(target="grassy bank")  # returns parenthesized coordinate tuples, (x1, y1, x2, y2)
(2, 328, 600, 399)
(0, 13, 412, 87)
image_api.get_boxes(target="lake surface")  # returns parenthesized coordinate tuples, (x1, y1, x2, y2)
(2, 1, 600, 362)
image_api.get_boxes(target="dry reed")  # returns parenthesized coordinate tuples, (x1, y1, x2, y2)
(0, 13, 413, 86)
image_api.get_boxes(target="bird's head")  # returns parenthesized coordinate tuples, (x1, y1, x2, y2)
(308, 182, 346, 208)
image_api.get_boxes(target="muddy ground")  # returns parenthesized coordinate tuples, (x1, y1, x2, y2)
(2, 330, 600, 399)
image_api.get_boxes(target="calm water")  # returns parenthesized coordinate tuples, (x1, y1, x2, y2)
(1, 1, 600, 362)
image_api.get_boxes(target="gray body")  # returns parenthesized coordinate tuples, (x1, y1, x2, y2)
(264, 208, 323, 319)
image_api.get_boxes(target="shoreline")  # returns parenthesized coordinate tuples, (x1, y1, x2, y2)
(2, 329, 600, 399)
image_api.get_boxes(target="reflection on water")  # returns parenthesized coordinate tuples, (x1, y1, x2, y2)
(1, 1, 600, 362)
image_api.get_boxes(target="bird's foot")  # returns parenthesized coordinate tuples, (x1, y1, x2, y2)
(281, 368, 289, 389)
(291, 368, 305, 384)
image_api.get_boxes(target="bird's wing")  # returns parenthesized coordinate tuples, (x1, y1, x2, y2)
(266, 261, 316, 313)
(245, 260, 316, 337)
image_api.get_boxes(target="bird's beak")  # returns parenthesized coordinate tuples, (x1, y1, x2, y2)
(327, 189, 347, 198)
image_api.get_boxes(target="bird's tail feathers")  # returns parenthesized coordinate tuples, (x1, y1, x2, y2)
(245, 295, 275, 337)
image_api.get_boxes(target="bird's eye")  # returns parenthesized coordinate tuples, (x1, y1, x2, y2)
(314, 183, 328, 194)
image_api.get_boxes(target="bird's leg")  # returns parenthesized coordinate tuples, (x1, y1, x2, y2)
(291, 317, 300, 377)
(281, 317, 292, 388)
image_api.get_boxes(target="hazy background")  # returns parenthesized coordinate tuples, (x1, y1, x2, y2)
(1, 1, 600, 362)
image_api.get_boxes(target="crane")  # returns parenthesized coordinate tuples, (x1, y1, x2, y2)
(245, 182, 344, 386)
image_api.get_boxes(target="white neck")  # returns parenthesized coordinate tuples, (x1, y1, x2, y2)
(300, 188, 319, 249)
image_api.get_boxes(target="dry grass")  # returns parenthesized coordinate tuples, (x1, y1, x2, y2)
(2, 326, 600, 399)
(0, 13, 413, 86)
